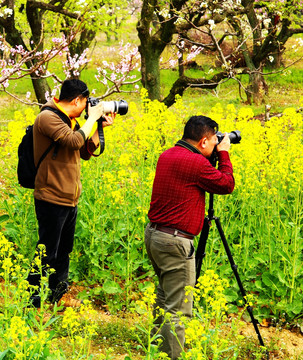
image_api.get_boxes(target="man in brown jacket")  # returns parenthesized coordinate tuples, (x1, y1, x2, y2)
(27, 79, 115, 307)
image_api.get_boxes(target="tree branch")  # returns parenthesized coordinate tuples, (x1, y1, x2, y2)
(163, 72, 229, 107)
(26, 0, 82, 20)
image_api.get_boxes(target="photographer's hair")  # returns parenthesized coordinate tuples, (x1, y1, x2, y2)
(182, 115, 218, 142)
(59, 79, 90, 102)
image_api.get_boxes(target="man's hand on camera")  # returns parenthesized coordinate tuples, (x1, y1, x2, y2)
(80, 102, 105, 139)
(88, 101, 104, 122)
(102, 112, 116, 128)
(217, 133, 231, 152)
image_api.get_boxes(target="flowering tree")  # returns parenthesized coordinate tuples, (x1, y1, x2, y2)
(0, 0, 86, 103)
(62, 0, 141, 64)
(101, 0, 142, 42)
(0, 0, 141, 104)
(137, 0, 303, 106)
(94, 42, 141, 98)
(0, 32, 84, 105)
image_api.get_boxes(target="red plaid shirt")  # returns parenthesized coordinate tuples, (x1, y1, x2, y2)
(148, 143, 235, 236)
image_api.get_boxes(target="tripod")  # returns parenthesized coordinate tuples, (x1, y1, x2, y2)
(195, 192, 266, 348)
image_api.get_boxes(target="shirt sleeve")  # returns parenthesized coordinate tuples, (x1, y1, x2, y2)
(196, 151, 235, 194)
(37, 111, 85, 150)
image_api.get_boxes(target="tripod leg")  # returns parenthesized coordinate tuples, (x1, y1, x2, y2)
(195, 217, 210, 282)
(214, 216, 266, 348)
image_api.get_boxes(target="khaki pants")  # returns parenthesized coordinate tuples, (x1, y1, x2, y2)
(145, 223, 196, 360)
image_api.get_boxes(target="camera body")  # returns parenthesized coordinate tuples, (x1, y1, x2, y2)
(87, 97, 128, 116)
(216, 130, 241, 144)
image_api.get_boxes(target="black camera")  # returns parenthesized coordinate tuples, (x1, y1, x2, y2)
(87, 97, 128, 116)
(216, 130, 241, 144)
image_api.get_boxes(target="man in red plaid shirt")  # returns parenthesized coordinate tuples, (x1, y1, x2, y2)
(145, 115, 235, 359)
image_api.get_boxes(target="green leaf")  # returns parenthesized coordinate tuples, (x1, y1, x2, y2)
(288, 299, 303, 315)
(102, 280, 122, 294)
(44, 316, 60, 329)
(0, 350, 10, 360)
(277, 249, 292, 264)
(254, 255, 268, 264)
(224, 288, 238, 302)
(135, 324, 148, 334)
(227, 304, 239, 313)
(0, 214, 9, 223)
(277, 271, 287, 286)
(262, 272, 280, 292)
(254, 280, 264, 290)
(112, 253, 127, 270)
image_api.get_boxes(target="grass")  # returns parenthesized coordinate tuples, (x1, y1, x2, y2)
(52, 309, 144, 359)
(2, 59, 303, 126)
(0, 96, 32, 122)
(2, 64, 302, 125)
(0, 17, 303, 122)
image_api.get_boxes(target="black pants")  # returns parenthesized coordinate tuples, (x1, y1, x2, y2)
(27, 199, 77, 292)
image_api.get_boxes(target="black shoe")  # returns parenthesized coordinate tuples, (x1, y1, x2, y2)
(50, 281, 69, 304)
(28, 295, 41, 308)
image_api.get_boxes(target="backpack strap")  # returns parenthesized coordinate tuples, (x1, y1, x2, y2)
(42, 106, 70, 125)
(39, 106, 70, 162)
(36, 139, 56, 170)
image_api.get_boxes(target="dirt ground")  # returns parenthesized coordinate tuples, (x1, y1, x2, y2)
(85, 310, 303, 359)
(63, 285, 303, 360)
(239, 322, 303, 359)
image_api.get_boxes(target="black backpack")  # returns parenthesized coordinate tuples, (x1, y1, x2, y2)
(17, 107, 69, 189)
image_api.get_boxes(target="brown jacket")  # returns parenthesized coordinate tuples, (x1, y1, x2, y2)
(33, 99, 97, 207)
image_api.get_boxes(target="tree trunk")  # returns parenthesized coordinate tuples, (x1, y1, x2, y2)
(31, 75, 51, 105)
(136, 0, 163, 101)
(178, 51, 185, 77)
(137, 0, 188, 102)
(138, 44, 161, 101)
(245, 72, 268, 105)
(64, 17, 96, 58)
(266, 50, 284, 69)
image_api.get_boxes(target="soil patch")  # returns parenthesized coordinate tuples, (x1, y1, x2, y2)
(65, 284, 303, 359)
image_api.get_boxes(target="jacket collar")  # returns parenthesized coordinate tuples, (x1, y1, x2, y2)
(175, 139, 202, 155)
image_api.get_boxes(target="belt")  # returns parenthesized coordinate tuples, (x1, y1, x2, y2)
(150, 223, 194, 240)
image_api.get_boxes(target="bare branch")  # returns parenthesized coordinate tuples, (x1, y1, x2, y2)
(26, 0, 83, 20)
(1, 86, 42, 106)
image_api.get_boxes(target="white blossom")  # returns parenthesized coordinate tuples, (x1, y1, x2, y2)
(169, 59, 178, 67)
(208, 19, 215, 30)
(263, 18, 271, 28)
(4, 8, 13, 16)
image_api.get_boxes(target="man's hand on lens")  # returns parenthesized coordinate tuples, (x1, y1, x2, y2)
(102, 112, 116, 128)
(217, 133, 231, 152)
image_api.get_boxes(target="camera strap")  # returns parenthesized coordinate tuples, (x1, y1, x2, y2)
(86, 118, 105, 157)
